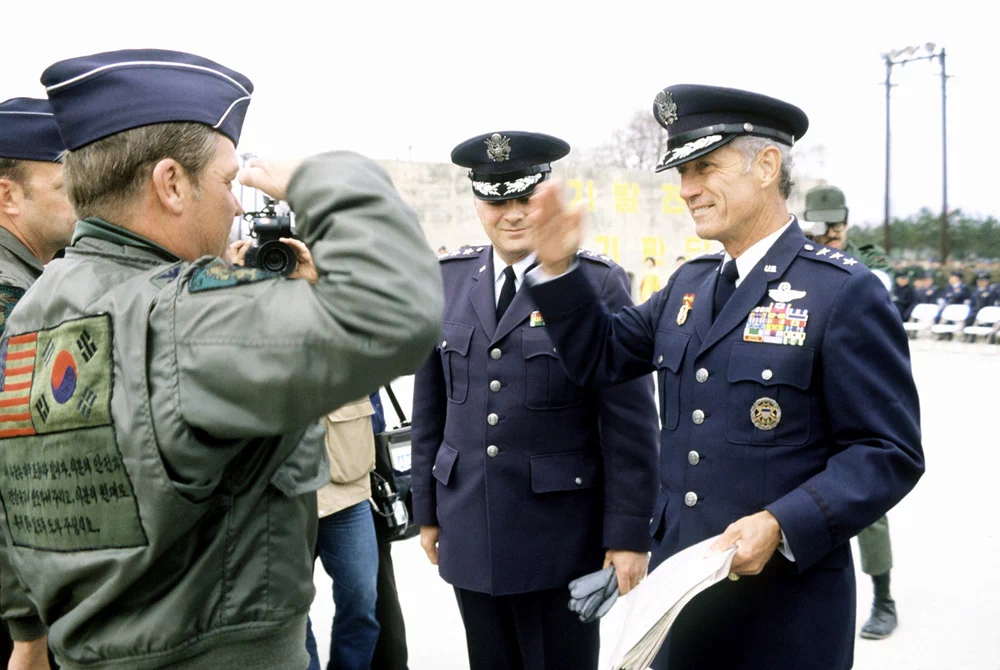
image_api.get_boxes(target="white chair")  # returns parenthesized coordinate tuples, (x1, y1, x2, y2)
(903, 303, 941, 339)
(963, 306, 1000, 342)
(930, 304, 972, 338)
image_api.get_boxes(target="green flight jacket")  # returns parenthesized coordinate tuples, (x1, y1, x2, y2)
(844, 239, 892, 273)
(0, 152, 443, 669)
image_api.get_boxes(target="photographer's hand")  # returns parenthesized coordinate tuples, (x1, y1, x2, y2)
(282, 238, 319, 284)
(237, 157, 304, 201)
(227, 240, 252, 266)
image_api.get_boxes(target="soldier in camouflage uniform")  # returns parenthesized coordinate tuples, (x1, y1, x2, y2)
(803, 184, 899, 640)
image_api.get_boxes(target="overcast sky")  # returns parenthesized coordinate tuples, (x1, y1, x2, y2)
(5, 0, 997, 225)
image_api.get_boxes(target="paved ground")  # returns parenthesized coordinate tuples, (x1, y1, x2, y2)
(309, 341, 1000, 669)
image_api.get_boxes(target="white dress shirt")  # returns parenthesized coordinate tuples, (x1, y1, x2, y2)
(493, 250, 537, 307)
(722, 218, 794, 286)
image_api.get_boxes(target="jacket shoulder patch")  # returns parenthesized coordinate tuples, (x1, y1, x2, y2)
(188, 261, 278, 293)
(0, 285, 26, 337)
(0, 314, 148, 551)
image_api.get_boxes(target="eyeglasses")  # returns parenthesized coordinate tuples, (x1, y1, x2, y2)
(825, 222, 848, 232)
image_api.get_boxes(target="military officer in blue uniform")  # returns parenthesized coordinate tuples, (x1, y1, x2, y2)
(525, 85, 924, 669)
(972, 271, 995, 311)
(915, 269, 939, 304)
(411, 131, 659, 669)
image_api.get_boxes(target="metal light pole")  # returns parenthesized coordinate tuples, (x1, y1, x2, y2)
(881, 43, 949, 261)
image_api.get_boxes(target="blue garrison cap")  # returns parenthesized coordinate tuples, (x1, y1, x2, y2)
(40, 49, 253, 151)
(651, 84, 808, 172)
(451, 131, 570, 201)
(0, 97, 65, 162)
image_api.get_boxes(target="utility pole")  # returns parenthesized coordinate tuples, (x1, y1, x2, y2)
(939, 48, 949, 263)
(883, 56, 893, 253)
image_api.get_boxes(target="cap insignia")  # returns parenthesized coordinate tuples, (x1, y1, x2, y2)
(485, 133, 511, 162)
(655, 91, 678, 125)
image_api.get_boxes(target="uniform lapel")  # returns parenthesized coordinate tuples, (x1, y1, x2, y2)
(469, 247, 497, 340)
(491, 266, 537, 345)
(697, 221, 806, 356)
(692, 259, 721, 342)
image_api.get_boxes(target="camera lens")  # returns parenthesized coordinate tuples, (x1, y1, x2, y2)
(256, 241, 297, 277)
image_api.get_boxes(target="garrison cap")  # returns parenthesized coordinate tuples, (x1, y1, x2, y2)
(804, 185, 849, 224)
(451, 131, 570, 201)
(0, 97, 65, 162)
(651, 84, 808, 172)
(41, 49, 253, 151)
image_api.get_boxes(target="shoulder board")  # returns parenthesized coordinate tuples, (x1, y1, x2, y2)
(187, 259, 278, 293)
(575, 248, 616, 267)
(688, 250, 725, 263)
(798, 243, 862, 273)
(439, 246, 486, 262)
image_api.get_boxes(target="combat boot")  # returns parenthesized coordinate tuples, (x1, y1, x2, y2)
(860, 571, 897, 639)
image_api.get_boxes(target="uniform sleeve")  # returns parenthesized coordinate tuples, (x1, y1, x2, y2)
(410, 347, 446, 526)
(765, 270, 924, 571)
(528, 264, 673, 387)
(593, 266, 660, 552)
(159, 151, 443, 439)
(1, 532, 46, 640)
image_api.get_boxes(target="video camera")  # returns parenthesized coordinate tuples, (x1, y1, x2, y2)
(242, 196, 297, 277)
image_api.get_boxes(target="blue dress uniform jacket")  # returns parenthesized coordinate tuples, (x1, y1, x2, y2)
(528, 221, 924, 669)
(411, 246, 659, 596)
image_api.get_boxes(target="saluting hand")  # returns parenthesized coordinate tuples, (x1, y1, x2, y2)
(710, 510, 783, 576)
(420, 525, 440, 565)
(526, 180, 586, 276)
(237, 157, 304, 202)
(604, 549, 649, 596)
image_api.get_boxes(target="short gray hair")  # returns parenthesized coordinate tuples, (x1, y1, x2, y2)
(731, 136, 794, 199)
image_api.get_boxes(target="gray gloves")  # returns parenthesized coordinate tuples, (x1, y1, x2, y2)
(567, 566, 619, 623)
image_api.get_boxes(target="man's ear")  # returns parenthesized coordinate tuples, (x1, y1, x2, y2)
(754, 145, 782, 191)
(150, 158, 193, 215)
(0, 178, 24, 218)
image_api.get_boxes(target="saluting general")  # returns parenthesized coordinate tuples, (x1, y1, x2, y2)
(411, 132, 659, 669)
(525, 85, 924, 669)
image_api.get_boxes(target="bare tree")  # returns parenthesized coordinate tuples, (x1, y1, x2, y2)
(589, 109, 669, 171)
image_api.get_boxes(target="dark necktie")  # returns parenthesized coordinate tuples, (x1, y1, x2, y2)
(496, 265, 517, 321)
(713, 259, 740, 321)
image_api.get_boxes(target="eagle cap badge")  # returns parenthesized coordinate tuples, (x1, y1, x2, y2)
(485, 133, 511, 162)
(655, 91, 678, 125)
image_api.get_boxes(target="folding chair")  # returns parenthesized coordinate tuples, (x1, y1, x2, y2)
(930, 304, 972, 340)
(902, 303, 941, 340)
(963, 306, 1000, 343)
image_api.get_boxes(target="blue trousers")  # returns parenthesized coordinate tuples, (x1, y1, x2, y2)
(306, 500, 380, 670)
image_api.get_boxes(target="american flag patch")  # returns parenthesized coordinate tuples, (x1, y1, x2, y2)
(0, 333, 38, 438)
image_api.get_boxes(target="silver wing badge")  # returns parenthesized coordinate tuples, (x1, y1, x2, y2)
(768, 281, 807, 303)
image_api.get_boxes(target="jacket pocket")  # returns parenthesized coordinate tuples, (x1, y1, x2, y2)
(522, 328, 584, 410)
(725, 342, 814, 446)
(529, 450, 599, 493)
(432, 442, 459, 486)
(649, 489, 669, 540)
(654, 330, 689, 430)
(440, 322, 474, 404)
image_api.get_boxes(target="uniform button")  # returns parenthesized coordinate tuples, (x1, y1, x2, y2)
(487, 413, 499, 426)
(688, 451, 700, 465)
(441, 340, 447, 348)
(761, 368, 773, 381)
(487, 445, 499, 458)
(490, 380, 501, 392)
(804, 244, 815, 251)
(553, 347, 558, 353)
(432, 465, 436, 471)
(657, 355, 664, 365)
(695, 368, 709, 383)
(490, 348, 502, 360)
(728, 572, 741, 582)
(575, 477, 583, 486)
(692, 409, 705, 424)
(684, 491, 698, 507)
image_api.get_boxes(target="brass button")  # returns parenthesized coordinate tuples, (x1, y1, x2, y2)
(728, 572, 740, 581)
(692, 409, 705, 425)
(761, 368, 773, 381)
(487, 445, 499, 458)
(688, 451, 700, 465)
(684, 492, 698, 507)
(490, 380, 501, 392)
(490, 348, 502, 360)
(487, 413, 499, 426)
(575, 477, 583, 486)
(696, 368, 709, 383)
